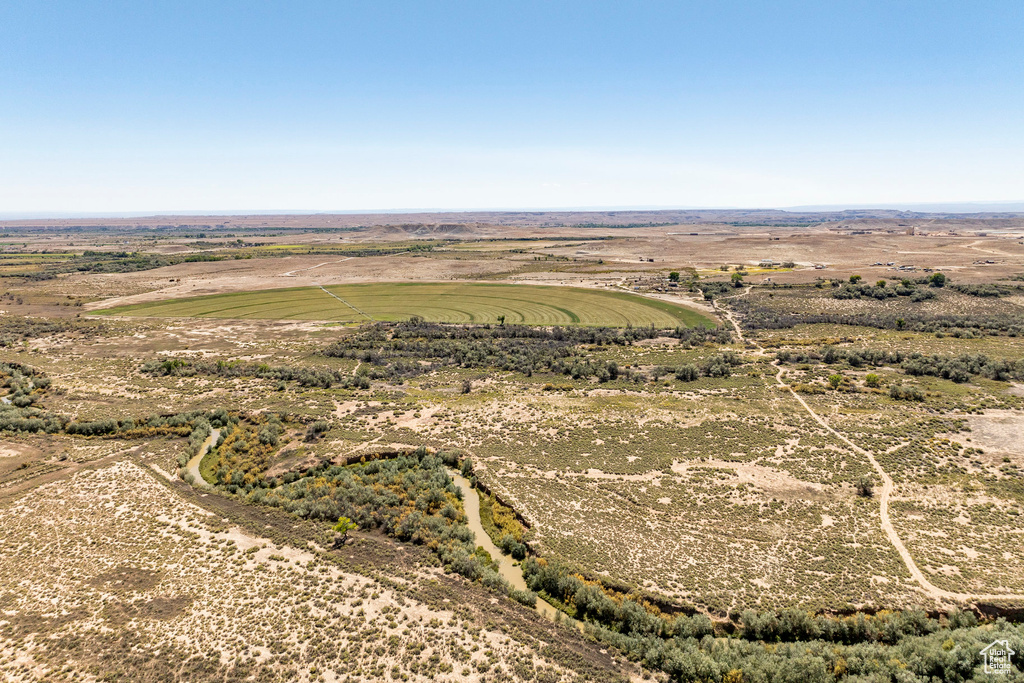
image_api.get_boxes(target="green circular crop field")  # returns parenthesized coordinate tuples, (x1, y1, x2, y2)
(95, 282, 713, 328)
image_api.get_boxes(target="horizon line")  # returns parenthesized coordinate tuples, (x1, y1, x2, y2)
(4, 200, 1024, 222)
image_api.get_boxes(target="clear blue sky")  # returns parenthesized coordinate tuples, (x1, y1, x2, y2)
(2, 1, 1022, 214)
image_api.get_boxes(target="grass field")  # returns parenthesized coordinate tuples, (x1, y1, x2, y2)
(441, 240, 581, 252)
(94, 282, 713, 327)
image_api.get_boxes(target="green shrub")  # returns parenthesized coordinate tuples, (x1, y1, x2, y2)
(889, 384, 924, 401)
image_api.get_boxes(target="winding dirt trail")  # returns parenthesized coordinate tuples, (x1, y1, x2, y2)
(719, 289, 1024, 604)
(717, 286, 754, 346)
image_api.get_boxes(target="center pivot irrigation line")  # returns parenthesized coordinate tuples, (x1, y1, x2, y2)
(281, 256, 355, 277)
(318, 286, 374, 321)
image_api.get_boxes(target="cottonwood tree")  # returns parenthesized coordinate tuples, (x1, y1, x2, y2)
(333, 516, 357, 546)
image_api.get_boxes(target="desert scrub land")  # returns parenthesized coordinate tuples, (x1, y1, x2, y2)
(14, 308, 1022, 612)
(3, 220, 1024, 680)
(761, 330, 1024, 598)
(730, 284, 1024, 335)
(434, 387, 918, 612)
(0, 461, 635, 683)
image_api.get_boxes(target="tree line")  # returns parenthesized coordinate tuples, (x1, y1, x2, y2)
(777, 346, 1024, 384)
(524, 557, 1020, 682)
(141, 357, 368, 389)
(322, 319, 733, 384)
(732, 293, 1024, 337)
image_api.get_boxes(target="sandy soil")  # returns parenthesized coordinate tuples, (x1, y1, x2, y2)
(960, 410, 1024, 463)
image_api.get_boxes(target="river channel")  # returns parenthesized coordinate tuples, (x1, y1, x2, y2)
(186, 428, 221, 488)
(185, 448, 570, 624)
(449, 471, 565, 622)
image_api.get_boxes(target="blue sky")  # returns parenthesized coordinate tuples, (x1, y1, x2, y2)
(1, 1, 1022, 214)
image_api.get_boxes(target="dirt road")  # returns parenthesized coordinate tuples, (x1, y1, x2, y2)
(720, 292, 1024, 604)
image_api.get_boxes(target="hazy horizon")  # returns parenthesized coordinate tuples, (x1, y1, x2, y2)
(5, 200, 1024, 222)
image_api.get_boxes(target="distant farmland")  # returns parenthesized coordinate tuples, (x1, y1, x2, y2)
(94, 282, 713, 328)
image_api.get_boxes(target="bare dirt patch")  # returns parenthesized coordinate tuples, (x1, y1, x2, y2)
(959, 410, 1024, 463)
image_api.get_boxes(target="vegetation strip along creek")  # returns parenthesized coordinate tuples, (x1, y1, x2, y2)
(187, 433, 577, 625)
(449, 472, 567, 623)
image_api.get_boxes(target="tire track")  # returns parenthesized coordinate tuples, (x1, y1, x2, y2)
(719, 288, 1024, 604)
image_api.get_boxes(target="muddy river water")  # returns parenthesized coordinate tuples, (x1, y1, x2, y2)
(185, 452, 571, 623)
(449, 471, 564, 621)
(186, 428, 221, 488)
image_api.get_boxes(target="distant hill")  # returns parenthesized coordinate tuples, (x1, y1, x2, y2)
(3, 207, 1024, 231)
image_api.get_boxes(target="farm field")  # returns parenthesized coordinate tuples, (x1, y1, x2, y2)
(8, 0, 1024, 674)
(3, 214, 1024, 681)
(94, 282, 714, 328)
